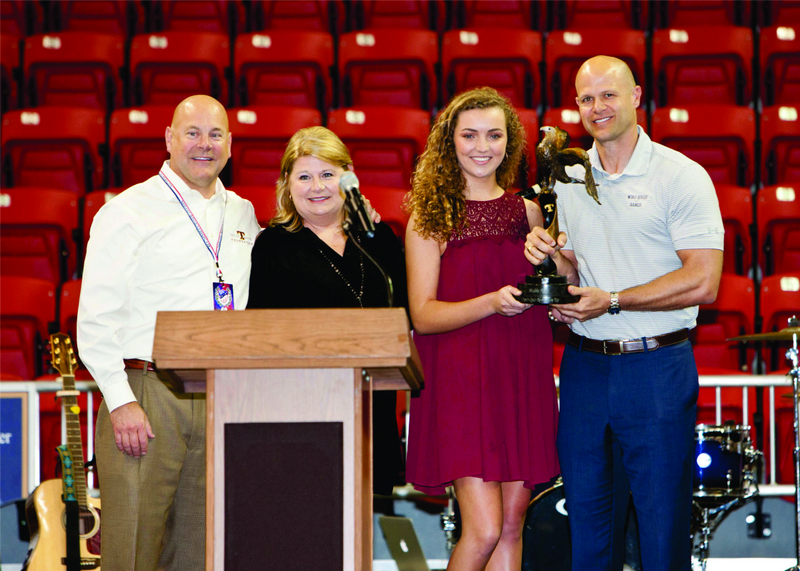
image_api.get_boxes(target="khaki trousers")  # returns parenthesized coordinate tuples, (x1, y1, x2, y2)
(96, 368, 206, 571)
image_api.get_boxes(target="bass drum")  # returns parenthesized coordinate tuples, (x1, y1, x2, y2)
(522, 482, 643, 571)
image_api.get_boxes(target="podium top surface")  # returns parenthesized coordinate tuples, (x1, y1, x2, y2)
(152, 308, 422, 390)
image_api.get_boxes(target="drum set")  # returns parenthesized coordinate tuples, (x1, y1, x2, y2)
(727, 317, 800, 571)
(691, 422, 762, 568)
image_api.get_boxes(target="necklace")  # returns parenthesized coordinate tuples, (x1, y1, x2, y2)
(317, 246, 365, 307)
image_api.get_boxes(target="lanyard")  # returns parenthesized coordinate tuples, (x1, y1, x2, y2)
(159, 168, 227, 282)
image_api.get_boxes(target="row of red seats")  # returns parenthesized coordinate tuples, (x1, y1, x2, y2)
(7, 0, 792, 39)
(2, 101, 796, 195)
(0, 178, 796, 334)
(3, 23, 797, 115)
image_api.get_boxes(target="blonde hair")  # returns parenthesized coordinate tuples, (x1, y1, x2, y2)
(272, 126, 353, 231)
(405, 87, 526, 242)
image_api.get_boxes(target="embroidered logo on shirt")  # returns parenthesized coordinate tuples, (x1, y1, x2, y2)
(628, 194, 649, 207)
(231, 230, 253, 246)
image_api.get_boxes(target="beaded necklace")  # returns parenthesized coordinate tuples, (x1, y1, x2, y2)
(317, 246, 365, 307)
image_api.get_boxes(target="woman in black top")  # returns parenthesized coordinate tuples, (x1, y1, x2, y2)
(246, 126, 407, 494)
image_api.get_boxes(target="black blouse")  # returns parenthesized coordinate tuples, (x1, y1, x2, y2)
(247, 222, 408, 312)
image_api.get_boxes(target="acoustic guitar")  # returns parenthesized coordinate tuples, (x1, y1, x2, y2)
(23, 333, 101, 570)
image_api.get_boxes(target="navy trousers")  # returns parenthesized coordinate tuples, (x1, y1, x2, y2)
(557, 339, 698, 571)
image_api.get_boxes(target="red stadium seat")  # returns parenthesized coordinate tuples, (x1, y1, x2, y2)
(541, 107, 648, 151)
(108, 105, 173, 188)
(442, 28, 542, 109)
(0, 276, 56, 379)
(691, 274, 755, 372)
(0, 0, 43, 36)
(151, 0, 246, 34)
(652, 26, 753, 107)
(354, 0, 445, 32)
(760, 274, 800, 372)
(545, 28, 645, 108)
(227, 185, 276, 227)
(651, 105, 755, 187)
(328, 106, 430, 188)
(457, 0, 543, 30)
(0, 187, 79, 284)
(363, 185, 410, 240)
(1, 33, 21, 114)
(83, 190, 122, 246)
(553, 0, 646, 30)
(762, 105, 800, 185)
(759, 0, 800, 26)
(1, 107, 106, 194)
(761, 25, 800, 107)
(339, 29, 438, 110)
(655, 0, 751, 28)
(758, 184, 800, 276)
(58, 279, 81, 345)
(23, 32, 125, 111)
(50, 0, 144, 38)
(129, 31, 230, 106)
(254, 1, 345, 36)
(234, 30, 334, 111)
(227, 105, 322, 187)
(714, 184, 752, 276)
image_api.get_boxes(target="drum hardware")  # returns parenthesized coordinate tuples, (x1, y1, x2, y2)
(691, 421, 763, 568)
(729, 316, 800, 571)
(691, 497, 747, 571)
(440, 488, 459, 553)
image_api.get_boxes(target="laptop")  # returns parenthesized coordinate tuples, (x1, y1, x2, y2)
(378, 516, 431, 571)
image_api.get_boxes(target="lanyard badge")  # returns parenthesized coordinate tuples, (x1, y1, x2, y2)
(160, 169, 234, 310)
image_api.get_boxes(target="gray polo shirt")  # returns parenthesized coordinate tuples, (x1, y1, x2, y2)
(556, 127, 725, 341)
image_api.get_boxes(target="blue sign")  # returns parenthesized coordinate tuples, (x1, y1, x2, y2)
(0, 394, 28, 502)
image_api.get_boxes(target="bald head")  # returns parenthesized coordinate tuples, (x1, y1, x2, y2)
(171, 95, 229, 132)
(576, 56, 637, 94)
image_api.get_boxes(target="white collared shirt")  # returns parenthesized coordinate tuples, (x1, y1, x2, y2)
(77, 162, 260, 411)
(556, 127, 725, 340)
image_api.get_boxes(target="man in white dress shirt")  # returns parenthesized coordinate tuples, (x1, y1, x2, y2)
(78, 95, 260, 570)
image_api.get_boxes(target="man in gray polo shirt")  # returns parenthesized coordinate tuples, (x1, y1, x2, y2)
(525, 56, 724, 570)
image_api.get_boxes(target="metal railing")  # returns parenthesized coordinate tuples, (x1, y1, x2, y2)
(2, 373, 796, 497)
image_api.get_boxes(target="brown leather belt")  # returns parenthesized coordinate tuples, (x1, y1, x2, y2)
(123, 359, 156, 372)
(567, 329, 689, 355)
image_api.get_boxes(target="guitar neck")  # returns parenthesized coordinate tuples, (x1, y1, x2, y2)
(60, 374, 88, 508)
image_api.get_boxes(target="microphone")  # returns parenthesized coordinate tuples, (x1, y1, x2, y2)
(339, 171, 376, 238)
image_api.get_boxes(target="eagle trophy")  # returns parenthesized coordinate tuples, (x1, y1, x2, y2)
(514, 125, 601, 305)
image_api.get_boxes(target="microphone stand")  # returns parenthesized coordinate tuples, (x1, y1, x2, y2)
(342, 213, 394, 308)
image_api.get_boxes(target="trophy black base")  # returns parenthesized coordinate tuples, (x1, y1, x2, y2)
(515, 274, 579, 305)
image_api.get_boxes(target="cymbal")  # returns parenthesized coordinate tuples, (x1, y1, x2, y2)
(728, 327, 800, 343)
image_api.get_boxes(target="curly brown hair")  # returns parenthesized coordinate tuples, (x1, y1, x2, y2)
(405, 87, 526, 242)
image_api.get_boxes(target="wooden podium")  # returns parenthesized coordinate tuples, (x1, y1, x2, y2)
(151, 308, 422, 571)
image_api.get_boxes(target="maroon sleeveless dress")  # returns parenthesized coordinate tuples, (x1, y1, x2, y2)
(406, 192, 560, 495)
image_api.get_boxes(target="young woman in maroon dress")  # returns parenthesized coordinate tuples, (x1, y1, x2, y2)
(405, 87, 559, 570)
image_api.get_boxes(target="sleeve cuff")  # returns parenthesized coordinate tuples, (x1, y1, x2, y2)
(102, 379, 138, 413)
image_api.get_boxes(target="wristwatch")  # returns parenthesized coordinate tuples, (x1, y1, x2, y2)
(608, 291, 621, 315)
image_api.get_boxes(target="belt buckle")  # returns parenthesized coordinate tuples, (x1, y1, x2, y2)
(603, 340, 609, 355)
